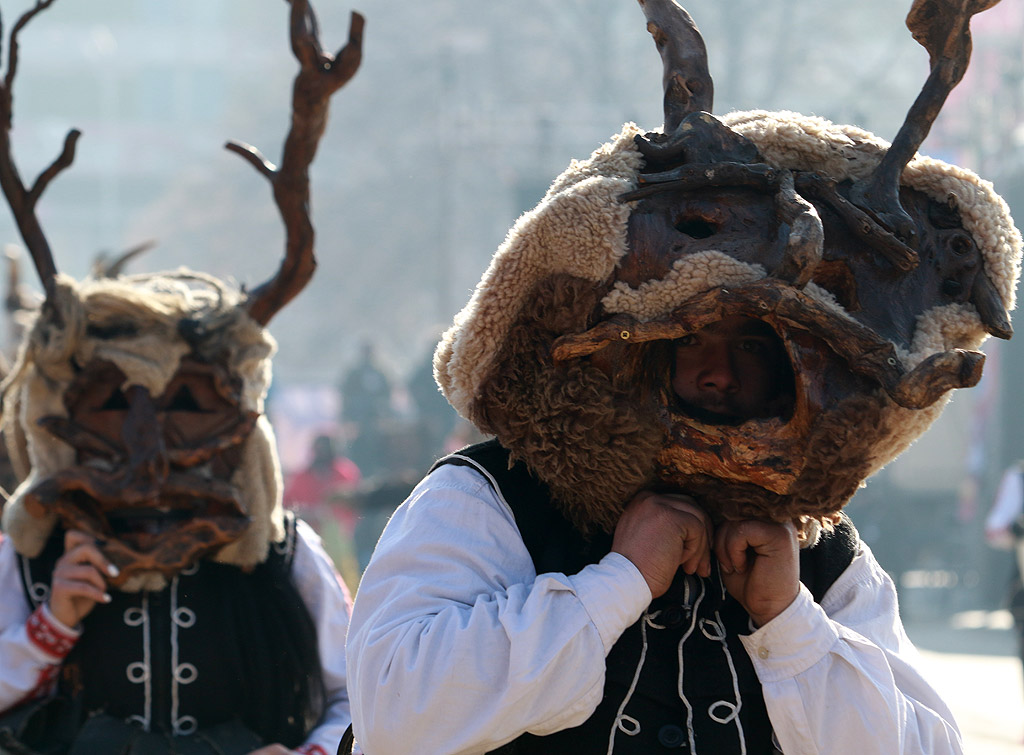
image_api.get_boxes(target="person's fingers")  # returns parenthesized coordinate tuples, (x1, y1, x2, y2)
(614, 491, 715, 596)
(60, 531, 120, 580)
(715, 520, 754, 574)
(680, 516, 712, 577)
(656, 494, 713, 577)
(715, 519, 799, 573)
(63, 529, 98, 550)
(52, 574, 111, 606)
(54, 563, 110, 596)
(659, 494, 711, 528)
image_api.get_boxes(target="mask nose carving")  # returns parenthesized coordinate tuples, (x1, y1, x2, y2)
(122, 384, 169, 499)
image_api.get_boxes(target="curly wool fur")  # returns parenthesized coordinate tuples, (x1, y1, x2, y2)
(436, 125, 644, 419)
(471, 275, 663, 534)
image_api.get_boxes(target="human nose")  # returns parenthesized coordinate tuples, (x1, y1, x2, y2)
(697, 344, 739, 395)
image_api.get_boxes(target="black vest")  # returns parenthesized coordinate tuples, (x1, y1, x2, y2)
(435, 440, 858, 755)
(13, 513, 319, 754)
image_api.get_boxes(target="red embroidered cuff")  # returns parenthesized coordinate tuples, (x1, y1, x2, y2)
(26, 606, 78, 660)
(295, 744, 328, 755)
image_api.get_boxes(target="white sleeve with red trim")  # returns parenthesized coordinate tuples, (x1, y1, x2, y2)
(0, 536, 80, 715)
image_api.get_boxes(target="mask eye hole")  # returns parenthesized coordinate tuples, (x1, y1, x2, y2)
(167, 385, 202, 412)
(99, 388, 130, 411)
(674, 215, 717, 239)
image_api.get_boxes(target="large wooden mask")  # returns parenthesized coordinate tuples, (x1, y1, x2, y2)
(0, 0, 363, 590)
(434, 0, 1021, 535)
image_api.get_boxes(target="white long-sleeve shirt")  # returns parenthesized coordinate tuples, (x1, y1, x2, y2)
(0, 519, 353, 755)
(347, 463, 963, 755)
(986, 464, 1023, 537)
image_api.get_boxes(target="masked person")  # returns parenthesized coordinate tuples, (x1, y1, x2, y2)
(347, 1, 1021, 753)
(0, 274, 355, 755)
(0, 1, 364, 753)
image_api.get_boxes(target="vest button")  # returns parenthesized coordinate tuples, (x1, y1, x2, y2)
(658, 724, 686, 748)
(660, 605, 688, 628)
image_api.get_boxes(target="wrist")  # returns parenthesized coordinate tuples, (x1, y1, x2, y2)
(29, 604, 80, 661)
(747, 590, 799, 628)
(46, 600, 79, 632)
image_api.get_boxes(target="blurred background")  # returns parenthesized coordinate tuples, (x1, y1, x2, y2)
(1, 0, 1023, 749)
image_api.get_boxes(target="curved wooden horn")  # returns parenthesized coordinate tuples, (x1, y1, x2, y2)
(850, 0, 1001, 245)
(971, 268, 1013, 339)
(637, 0, 714, 132)
(0, 0, 72, 320)
(229, 0, 364, 327)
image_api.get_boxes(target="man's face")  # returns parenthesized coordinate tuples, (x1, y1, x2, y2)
(671, 315, 794, 424)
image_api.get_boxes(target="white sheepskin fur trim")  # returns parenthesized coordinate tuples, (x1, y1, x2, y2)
(214, 414, 285, 568)
(908, 303, 988, 367)
(435, 124, 645, 417)
(601, 251, 767, 320)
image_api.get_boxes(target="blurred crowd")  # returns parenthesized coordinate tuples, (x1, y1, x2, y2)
(279, 339, 487, 591)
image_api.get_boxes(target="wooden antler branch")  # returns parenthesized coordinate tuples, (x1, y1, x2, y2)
(794, 174, 919, 272)
(773, 171, 823, 288)
(230, 0, 364, 327)
(637, 0, 713, 133)
(849, 0, 1001, 246)
(0, 0, 71, 311)
(621, 162, 779, 202)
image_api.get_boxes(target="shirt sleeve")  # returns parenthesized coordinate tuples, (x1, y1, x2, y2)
(985, 467, 1023, 537)
(739, 541, 963, 754)
(346, 464, 652, 755)
(0, 537, 80, 715)
(290, 520, 355, 755)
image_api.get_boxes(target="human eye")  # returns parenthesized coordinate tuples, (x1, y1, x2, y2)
(677, 334, 697, 347)
(737, 338, 766, 354)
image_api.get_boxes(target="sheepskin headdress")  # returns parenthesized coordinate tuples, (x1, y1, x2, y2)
(1, 272, 282, 591)
(435, 2, 1022, 536)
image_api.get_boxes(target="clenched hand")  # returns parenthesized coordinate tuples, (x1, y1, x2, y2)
(612, 491, 713, 599)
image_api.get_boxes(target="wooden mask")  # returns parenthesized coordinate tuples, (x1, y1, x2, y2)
(435, 0, 1021, 533)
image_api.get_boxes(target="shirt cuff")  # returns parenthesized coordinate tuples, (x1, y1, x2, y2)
(738, 584, 839, 684)
(566, 552, 651, 654)
(27, 604, 80, 662)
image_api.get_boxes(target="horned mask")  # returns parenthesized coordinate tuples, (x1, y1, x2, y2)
(0, 0, 363, 591)
(435, 0, 1022, 536)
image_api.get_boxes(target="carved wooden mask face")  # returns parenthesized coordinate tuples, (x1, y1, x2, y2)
(549, 112, 1008, 519)
(1, 275, 281, 591)
(619, 174, 989, 497)
(25, 354, 259, 587)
